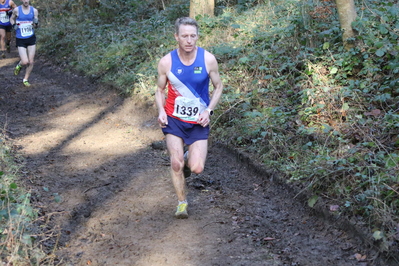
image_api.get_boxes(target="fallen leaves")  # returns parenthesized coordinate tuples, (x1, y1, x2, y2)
(372, 230, 384, 240)
(364, 109, 382, 117)
(308, 195, 318, 208)
(329, 205, 339, 212)
(354, 253, 367, 262)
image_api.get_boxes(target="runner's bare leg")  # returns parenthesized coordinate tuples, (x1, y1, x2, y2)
(166, 134, 186, 201)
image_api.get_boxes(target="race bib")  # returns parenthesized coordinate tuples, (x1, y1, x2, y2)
(20, 23, 33, 37)
(172, 96, 201, 122)
(0, 12, 9, 23)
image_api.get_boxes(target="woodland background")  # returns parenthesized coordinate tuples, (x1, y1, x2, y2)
(1, 0, 399, 264)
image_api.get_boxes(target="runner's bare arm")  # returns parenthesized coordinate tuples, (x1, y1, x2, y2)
(206, 51, 223, 112)
(197, 51, 223, 126)
(155, 54, 171, 127)
(34, 8, 39, 21)
(33, 8, 39, 27)
(10, 0, 17, 9)
(10, 8, 18, 25)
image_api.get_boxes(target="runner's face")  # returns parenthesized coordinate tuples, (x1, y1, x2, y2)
(175, 25, 198, 53)
(22, 0, 30, 7)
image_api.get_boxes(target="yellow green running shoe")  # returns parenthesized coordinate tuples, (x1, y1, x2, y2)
(14, 63, 21, 75)
(175, 203, 188, 219)
(23, 80, 31, 87)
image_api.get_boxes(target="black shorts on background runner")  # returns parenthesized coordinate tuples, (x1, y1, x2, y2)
(16, 35, 36, 48)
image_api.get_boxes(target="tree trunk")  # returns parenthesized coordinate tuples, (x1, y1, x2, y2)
(190, 0, 215, 19)
(335, 0, 357, 50)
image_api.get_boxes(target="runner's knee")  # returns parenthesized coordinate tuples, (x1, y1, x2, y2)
(190, 162, 204, 174)
(171, 156, 184, 173)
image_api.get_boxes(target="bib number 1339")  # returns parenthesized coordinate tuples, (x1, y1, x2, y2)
(173, 96, 201, 122)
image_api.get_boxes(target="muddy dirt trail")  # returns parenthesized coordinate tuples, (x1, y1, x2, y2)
(0, 50, 385, 266)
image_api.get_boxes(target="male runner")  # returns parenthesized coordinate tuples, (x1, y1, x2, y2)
(0, 0, 17, 58)
(155, 17, 223, 219)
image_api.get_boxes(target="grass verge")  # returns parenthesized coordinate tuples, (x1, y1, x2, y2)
(0, 131, 59, 265)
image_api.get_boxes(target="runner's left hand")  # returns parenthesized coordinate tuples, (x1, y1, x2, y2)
(198, 112, 210, 127)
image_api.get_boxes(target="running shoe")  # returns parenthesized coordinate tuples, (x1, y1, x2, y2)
(23, 80, 31, 87)
(183, 151, 191, 178)
(1, 52, 5, 59)
(175, 203, 188, 219)
(14, 64, 21, 75)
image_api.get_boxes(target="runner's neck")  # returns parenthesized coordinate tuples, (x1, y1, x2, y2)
(21, 4, 31, 14)
(177, 47, 197, 66)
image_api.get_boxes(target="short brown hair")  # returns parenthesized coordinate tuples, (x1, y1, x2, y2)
(174, 17, 199, 35)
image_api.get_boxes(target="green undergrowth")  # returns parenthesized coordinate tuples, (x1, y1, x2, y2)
(20, 0, 399, 261)
(0, 133, 58, 265)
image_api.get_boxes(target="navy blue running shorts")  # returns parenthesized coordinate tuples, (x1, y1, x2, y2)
(16, 35, 36, 48)
(162, 116, 209, 145)
(0, 25, 12, 32)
